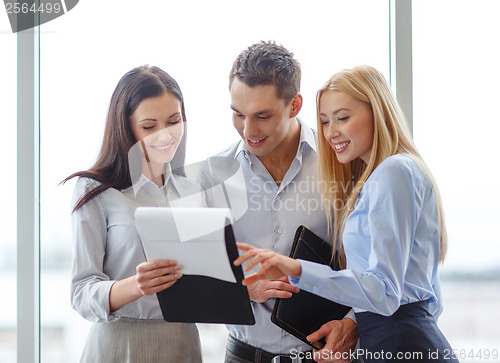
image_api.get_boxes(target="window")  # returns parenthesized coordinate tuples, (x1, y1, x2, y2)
(413, 0, 500, 357)
(0, 27, 17, 362)
(39, 1, 389, 361)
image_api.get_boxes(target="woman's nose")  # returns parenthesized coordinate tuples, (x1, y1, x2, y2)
(324, 123, 340, 140)
(156, 127, 172, 142)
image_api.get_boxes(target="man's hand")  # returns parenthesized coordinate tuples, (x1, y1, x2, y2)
(247, 276, 300, 303)
(308, 318, 359, 363)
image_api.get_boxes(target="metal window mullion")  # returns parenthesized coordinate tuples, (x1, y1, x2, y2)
(17, 26, 40, 363)
(390, 0, 413, 133)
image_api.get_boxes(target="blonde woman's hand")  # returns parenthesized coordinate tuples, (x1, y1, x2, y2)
(135, 259, 183, 296)
(234, 242, 302, 286)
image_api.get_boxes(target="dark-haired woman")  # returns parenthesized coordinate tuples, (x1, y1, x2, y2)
(65, 66, 204, 362)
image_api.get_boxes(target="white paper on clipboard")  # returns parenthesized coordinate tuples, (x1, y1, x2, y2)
(134, 207, 236, 283)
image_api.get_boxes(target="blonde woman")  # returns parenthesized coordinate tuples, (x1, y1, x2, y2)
(235, 66, 458, 362)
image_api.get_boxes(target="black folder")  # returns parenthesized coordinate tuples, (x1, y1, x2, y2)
(156, 224, 255, 325)
(271, 225, 351, 349)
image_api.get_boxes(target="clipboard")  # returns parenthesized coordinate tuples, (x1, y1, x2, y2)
(271, 225, 351, 349)
(134, 207, 255, 325)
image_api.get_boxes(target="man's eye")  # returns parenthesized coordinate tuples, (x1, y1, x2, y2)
(258, 115, 271, 120)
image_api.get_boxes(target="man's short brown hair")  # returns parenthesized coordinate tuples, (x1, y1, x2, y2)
(229, 41, 301, 104)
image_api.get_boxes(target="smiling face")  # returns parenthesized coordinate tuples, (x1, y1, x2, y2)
(319, 90, 374, 164)
(130, 92, 184, 176)
(230, 78, 301, 160)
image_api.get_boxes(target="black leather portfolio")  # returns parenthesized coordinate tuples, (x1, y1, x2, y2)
(156, 224, 255, 325)
(271, 225, 351, 349)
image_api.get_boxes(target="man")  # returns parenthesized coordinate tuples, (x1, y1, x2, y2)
(199, 41, 358, 363)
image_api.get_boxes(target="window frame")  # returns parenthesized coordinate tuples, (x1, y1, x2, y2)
(17, 25, 41, 363)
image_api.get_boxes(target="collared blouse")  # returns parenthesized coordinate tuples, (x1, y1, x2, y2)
(70, 170, 205, 323)
(291, 154, 443, 318)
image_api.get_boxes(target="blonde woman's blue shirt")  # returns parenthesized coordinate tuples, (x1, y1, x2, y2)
(291, 154, 443, 318)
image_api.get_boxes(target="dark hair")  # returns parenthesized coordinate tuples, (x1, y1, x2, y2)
(229, 40, 301, 104)
(62, 65, 187, 212)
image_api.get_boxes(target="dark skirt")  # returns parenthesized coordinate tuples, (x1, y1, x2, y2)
(79, 317, 202, 363)
(355, 301, 459, 362)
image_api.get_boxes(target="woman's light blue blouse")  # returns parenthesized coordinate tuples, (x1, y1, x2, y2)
(70, 172, 205, 323)
(291, 154, 443, 318)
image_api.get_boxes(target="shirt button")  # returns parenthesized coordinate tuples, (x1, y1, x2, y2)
(275, 195, 281, 200)
(304, 283, 309, 288)
(277, 229, 283, 235)
(312, 285, 318, 290)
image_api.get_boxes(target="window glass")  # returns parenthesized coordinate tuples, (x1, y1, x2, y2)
(0, 16, 17, 363)
(413, 0, 500, 356)
(38, 1, 389, 361)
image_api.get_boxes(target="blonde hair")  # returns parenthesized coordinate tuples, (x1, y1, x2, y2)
(316, 65, 447, 268)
